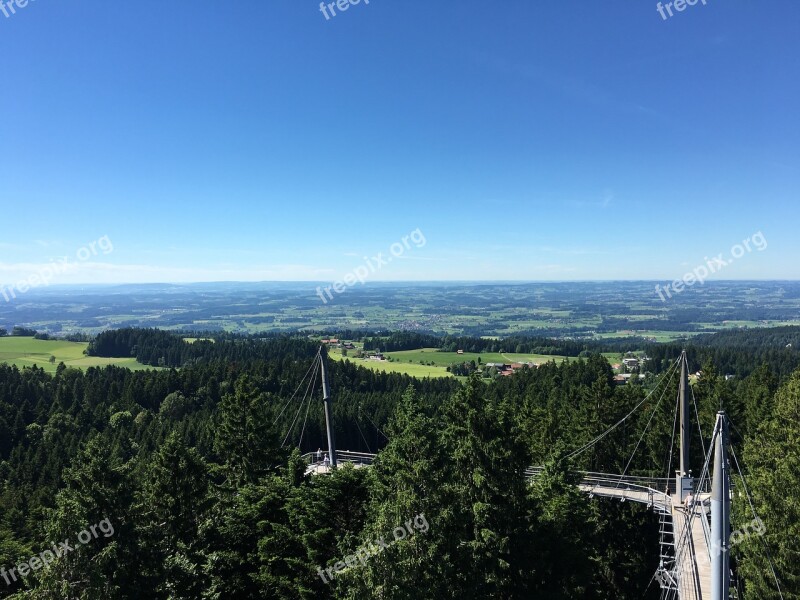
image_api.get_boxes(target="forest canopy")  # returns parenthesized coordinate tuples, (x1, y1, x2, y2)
(0, 329, 796, 598)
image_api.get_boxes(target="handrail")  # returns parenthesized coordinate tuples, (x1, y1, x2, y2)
(526, 468, 677, 494)
(524, 468, 674, 511)
(581, 480, 671, 510)
(302, 455, 693, 513)
(302, 450, 377, 465)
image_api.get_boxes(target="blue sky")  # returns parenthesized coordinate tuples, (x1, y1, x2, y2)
(0, 0, 798, 283)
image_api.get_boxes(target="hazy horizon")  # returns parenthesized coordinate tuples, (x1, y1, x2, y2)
(4, 278, 800, 289)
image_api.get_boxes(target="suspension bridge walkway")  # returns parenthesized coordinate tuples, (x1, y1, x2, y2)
(303, 452, 713, 599)
(284, 347, 783, 600)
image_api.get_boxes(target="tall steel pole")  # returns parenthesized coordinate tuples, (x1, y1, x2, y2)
(677, 350, 693, 501)
(711, 411, 731, 600)
(679, 351, 690, 475)
(320, 346, 337, 468)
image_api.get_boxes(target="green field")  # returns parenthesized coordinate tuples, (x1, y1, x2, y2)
(328, 346, 575, 379)
(385, 348, 574, 367)
(184, 337, 214, 344)
(0, 337, 160, 373)
(595, 330, 699, 342)
(328, 349, 455, 379)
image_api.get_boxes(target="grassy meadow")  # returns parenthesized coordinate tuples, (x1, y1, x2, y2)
(0, 337, 159, 373)
(328, 349, 455, 379)
(327, 345, 579, 379)
(384, 348, 575, 367)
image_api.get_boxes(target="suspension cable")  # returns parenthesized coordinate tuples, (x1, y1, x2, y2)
(272, 348, 321, 427)
(282, 355, 320, 447)
(297, 362, 319, 450)
(362, 408, 389, 442)
(615, 362, 678, 487)
(355, 406, 373, 453)
(689, 381, 708, 463)
(564, 355, 681, 462)
(665, 390, 680, 480)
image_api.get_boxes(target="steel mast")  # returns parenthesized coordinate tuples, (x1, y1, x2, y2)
(320, 346, 337, 468)
(677, 350, 694, 502)
(711, 411, 731, 600)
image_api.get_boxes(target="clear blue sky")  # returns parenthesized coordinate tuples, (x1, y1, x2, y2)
(1, 0, 798, 284)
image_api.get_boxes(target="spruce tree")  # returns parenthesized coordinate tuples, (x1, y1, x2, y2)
(738, 370, 800, 599)
(139, 432, 211, 599)
(438, 374, 532, 598)
(341, 385, 449, 599)
(214, 374, 281, 485)
(24, 435, 140, 599)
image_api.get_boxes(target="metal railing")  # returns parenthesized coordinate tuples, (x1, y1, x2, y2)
(304, 457, 703, 497)
(301, 450, 377, 467)
(526, 467, 673, 491)
(524, 468, 676, 511)
(525, 468, 709, 495)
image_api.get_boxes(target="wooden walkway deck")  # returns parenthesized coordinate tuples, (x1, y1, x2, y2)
(671, 493, 713, 600)
(564, 475, 714, 600)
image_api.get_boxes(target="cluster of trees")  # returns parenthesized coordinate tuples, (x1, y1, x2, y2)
(0, 331, 797, 598)
(85, 325, 800, 379)
(87, 328, 190, 365)
(90, 328, 616, 369)
(446, 360, 480, 377)
(694, 325, 800, 350)
(0, 327, 43, 337)
(646, 328, 800, 379)
(5, 327, 37, 337)
(362, 331, 639, 355)
(87, 329, 330, 369)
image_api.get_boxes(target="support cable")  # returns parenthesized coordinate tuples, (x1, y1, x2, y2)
(282, 356, 320, 447)
(272, 349, 321, 427)
(565, 356, 682, 462)
(362, 408, 389, 442)
(682, 416, 721, 567)
(642, 569, 657, 598)
(297, 364, 318, 450)
(355, 406, 373, 453)
(665, 391, 680, 481)
(689, 382, 708, 464)
(615, 362, 678, 487)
